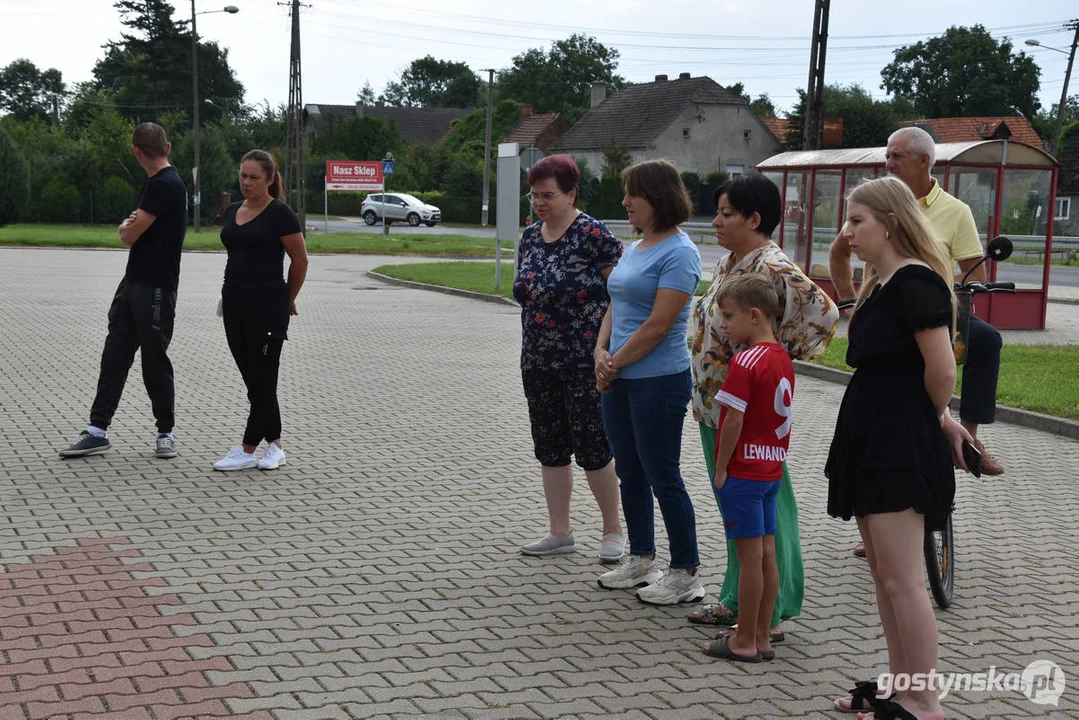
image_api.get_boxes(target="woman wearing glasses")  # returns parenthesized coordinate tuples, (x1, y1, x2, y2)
(512, 154, 626, 563)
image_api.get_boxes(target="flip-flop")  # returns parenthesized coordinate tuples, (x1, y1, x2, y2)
(702, 636, 763, 663)
(855, 699, 917, 720)
(687, 603, 737, 626)
(714, 625, 785, 643)
(854, 542, 867, 558)
(834, 680, 893, 713)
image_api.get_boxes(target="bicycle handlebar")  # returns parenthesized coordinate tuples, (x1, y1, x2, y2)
(954, 281, 1016, 294)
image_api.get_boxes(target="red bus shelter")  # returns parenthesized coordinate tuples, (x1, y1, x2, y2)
(756, 140, 1059, 330)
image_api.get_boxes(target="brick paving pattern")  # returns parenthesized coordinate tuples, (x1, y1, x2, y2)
(0, 247, 1076, 719)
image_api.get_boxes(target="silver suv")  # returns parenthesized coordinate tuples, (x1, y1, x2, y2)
(361, 193, 442, 227)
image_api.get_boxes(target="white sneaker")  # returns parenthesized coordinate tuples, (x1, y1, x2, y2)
(597, 555, 663, 590)
(212, 445, 257, 471)
(258, 443, 287, 470)
(635, 568, 706, 606)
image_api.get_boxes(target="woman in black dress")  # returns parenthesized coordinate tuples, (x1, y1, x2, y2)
(212, 150, 308, 472)
(826, 177, 971, 720)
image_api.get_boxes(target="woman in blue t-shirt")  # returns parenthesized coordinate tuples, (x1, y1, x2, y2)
(513, 155, 626, 563)
(594, 160, 704, 605)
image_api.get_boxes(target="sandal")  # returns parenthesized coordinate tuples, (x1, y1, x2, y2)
(687, 602, 736, 626)
(834, 680, 892, 713)
(713, 624, 785, 643)
(854, 542, 867, 558)
(855, 699, 916, 720)
(702, 636, 762, 663)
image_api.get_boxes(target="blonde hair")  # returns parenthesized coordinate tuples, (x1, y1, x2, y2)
(847, 176, 956, 327)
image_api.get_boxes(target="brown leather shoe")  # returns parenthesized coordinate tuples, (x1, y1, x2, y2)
(972, 437, 1004, 476)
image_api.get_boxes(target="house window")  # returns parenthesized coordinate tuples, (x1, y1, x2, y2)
(682, 127, 691, 139)
(1056, 197, 1071, 221)
(726, 164, 745, 177)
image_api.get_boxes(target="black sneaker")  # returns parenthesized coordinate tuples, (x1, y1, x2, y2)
(59, 431, 111, 458)
(155, 435, 177, 459)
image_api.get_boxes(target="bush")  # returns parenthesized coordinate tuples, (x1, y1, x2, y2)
(100, 176, 137, 224)
(706, 171, 729, 185)
(680, 171, 702, 214)
(40, 175, 82, 223)
(0, 125, 31, 225)
(581, 175, 625, 221)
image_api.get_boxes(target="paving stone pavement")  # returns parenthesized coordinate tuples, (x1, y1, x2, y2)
(1, 247, 1077, 720)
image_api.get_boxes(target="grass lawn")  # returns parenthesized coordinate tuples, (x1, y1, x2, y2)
(0, 224, 513, 258)
(375, 261, 712, 298)
(813, 338, 1079, 420)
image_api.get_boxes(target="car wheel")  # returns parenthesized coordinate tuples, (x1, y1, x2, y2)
(407, 213, 421, 227)
(363, 211, 377, 225)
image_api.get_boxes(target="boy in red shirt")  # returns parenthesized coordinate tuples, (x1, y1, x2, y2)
(703, 273, 794, 664)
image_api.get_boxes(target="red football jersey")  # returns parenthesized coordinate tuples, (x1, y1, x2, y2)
(715, 342, 795, 481)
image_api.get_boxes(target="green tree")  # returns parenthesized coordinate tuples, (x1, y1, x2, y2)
(496, 34, 624, 123)
(87, 0, 244, 127)
(600, 138, 632, 178)
(41, 174, 82, 223)
(785, 84, 915, 149)
(725, 82, 776, 117)
(0, 59, 66, 123)
(0, 124, 31, 225)
(1033, 94, 1079, 147)
(380, 56, 481, 108)
(171, 124, 233, 222)
(100, 175, 138, 223)
(312, 116, 404, 162)
(881, 25, 1041, 119)
(357, 81, 378, 106)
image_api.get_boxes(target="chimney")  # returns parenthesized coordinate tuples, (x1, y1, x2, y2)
(590, 81, 607, 109)
(655, 74, 668, 82)
(679, 72, 691, 80)
(520, 104, 533, 118)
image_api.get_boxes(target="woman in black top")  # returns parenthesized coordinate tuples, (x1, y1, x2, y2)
(212, 150, 309, 471)
(826, 177, 971, 720)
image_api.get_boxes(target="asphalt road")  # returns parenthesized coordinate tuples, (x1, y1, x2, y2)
(314, 217, 1079, 288)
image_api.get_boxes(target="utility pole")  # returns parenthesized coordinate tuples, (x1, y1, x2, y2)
(1053, 19, 1079, 155)
(802, 0, 831, 150)
(191, 0, 201, 232)
(480, 68, 494, 227)
(282, 0, 309, 228)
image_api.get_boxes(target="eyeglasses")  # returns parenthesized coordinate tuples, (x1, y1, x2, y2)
(526, 191, 564, 203)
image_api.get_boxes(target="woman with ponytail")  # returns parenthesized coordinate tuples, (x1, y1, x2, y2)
(213, 149, 309, 472)
(826, 176, 971, 720)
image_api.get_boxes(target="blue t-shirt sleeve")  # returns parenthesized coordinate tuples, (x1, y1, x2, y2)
(657, 240, 701, 295)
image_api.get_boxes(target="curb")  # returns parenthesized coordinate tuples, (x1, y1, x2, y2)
(793, 360, 1079, 440)
(366, 271, 518, 308)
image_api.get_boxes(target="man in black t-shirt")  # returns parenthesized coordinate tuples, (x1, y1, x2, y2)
(60, 122, 188, 460)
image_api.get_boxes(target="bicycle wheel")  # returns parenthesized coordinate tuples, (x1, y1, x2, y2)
(924, 515, 954, 609)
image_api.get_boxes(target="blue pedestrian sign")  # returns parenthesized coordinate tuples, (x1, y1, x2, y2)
(383, 161, 395, 176)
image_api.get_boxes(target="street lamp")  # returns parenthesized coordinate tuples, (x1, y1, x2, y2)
(191, 3, 239, 233)
(1025, 27, 1079, 155)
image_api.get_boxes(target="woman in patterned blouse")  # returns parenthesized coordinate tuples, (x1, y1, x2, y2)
(687, 174, 839, 641)
(512, 155, 626, 563)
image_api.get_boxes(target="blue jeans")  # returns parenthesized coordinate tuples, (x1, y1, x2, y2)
(601, 369, 698, 569)
(961, 316, 1001, 425)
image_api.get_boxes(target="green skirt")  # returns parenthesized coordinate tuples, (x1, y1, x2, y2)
(698, 422, 804, 625)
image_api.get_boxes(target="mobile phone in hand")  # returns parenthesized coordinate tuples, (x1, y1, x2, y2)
(961, 439, 982, 478)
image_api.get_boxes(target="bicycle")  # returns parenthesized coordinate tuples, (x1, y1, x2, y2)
(835, 236, 1015, 610)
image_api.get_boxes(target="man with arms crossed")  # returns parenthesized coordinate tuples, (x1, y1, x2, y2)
(59, 122, 187, 459)
(830, 126, 1004, 477)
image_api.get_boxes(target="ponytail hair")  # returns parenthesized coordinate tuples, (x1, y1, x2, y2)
(241, 149, 285, 201)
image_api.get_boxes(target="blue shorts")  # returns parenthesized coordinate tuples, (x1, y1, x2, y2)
(714, 476, 781, 539)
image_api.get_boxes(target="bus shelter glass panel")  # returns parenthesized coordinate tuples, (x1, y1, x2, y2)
(948, 167, 997, 246)
(810, 170, 842, 276)
(840, 168, 876, 282)
(1000, 168, 1054, 288)
(781, 171, 810, 270)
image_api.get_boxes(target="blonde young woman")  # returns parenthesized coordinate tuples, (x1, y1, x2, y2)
(826, 176, 972, 720)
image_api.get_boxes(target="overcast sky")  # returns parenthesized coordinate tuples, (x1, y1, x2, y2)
(2, 0, 1075, 117)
